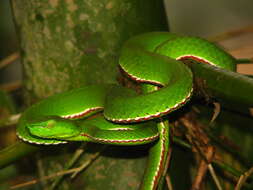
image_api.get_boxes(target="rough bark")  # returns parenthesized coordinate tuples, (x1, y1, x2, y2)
(10, 1, 167, 189)
(11, 0, 167, 102)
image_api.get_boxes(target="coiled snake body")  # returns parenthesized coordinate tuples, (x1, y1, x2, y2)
(17, 32, 235, 190)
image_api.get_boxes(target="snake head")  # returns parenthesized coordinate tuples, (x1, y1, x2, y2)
(27, 116, 81, 140)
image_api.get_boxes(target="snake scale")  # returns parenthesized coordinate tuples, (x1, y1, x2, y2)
(16, 32, 236, 190)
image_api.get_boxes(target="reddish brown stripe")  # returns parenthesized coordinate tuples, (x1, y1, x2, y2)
(62, 107, 103, 119)
(109, 89, 193, 123)
(119, 65, 163, 87)
(177, 55, 213, 65)
(153, 127, 167, 188)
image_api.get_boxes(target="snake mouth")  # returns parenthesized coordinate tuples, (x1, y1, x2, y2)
(16, 131, 68, 145)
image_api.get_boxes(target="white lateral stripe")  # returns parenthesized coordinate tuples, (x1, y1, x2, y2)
(62, 107, 103, 119)
(107, 88, 193, 123)
(176, 55, 216, 66)
(16, 132, 67, 145)
(120, 65, 163, 86)
(85, 133, 159, 143)
(151, 126, 167, 188)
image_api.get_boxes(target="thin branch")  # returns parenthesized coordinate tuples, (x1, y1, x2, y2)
(0, 52, 20, 70)
(235, 166, 253, 190)
(36, 154, 49, 188)
(206, 128, 251, 168)
(11, 167, 81, 189)
(208, 25, 253, 42)
(163, 148, 172, 177)
(208, 164, 223, 190)
(249, 108, 253, 116)
(210, 102, 221, 123)
(0, 81, 22, 92)
(165, 174, 174, 190)
(11, 146, 103, 190)
(50, 144, 87, 190)
(70, 145, 106, 178)
(236, 58, 253, 64)
(179, 114, 223, 190)
(174, 135, 253, 185)
(190, 146, 215, 190)
(0, 114, 21, 127)
(185, 60, 253, 107)
(160, 148, 172, 190)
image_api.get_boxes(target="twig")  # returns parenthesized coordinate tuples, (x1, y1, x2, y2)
(173, 135, 253, 188)
(70, 145, 106, 178)
(236, 58, 253, 64)
(173, 136, 191, 149)
(11, 167, 81, 189)
(190, 146, 215, 190)
(11, 145, 103, 190)
(208, 164, 223, 190)
(165, 174, 173, 190)
(0, 114, 21, 127)
(208, 25, 253, 42)
(50, 144, 86, 190)
(163, 148, 172, 178)
(235, 166, 253, 190)
(0, 81, 22, 92)
(174, 136, 253, 185)
(210, 102, 221, 123)
(207, 129, 251, 168)
(249, 108, 253, 116)
(159, 148, 172, 190)
(37, 154, 49, 189)
(0, 52, 20, 70)
(180, 114, 223, 190)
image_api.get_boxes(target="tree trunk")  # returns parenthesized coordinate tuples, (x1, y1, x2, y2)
(10, 0, 167, 189)
(11, 0, 167, 102)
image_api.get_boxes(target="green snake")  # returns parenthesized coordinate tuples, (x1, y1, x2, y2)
(16, 32, 236, 190)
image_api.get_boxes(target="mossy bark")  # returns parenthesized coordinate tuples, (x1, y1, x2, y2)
(10, 0, 167, 189)
(11, 0, 167, 102)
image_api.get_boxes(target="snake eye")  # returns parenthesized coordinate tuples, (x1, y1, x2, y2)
(46, 120, 56, 128)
